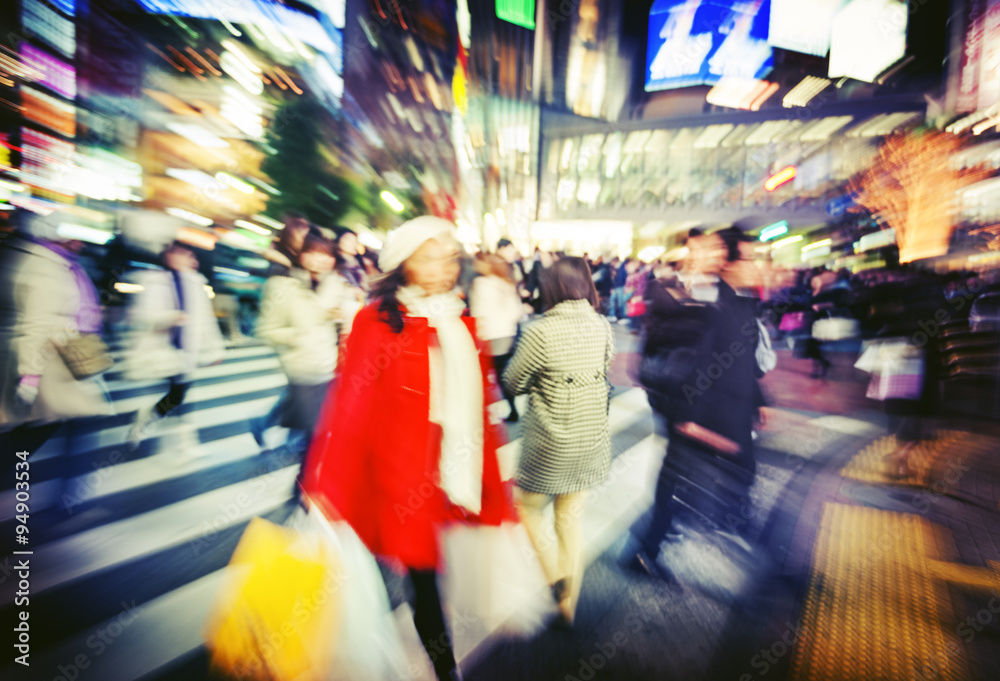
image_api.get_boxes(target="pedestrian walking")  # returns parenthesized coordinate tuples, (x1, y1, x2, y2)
(503, 256, 614, 626)
(470, 253, 524, 422)
(302, 216, 511, 681)
(1, 210, 114, 513)
(249, 214, 315, 449)
(256, 232, 340, 449)
(631, 229, 760, 579)
(126, 241, 225, 457)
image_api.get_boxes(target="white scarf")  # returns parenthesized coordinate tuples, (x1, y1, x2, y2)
(397, 286, 484, 515)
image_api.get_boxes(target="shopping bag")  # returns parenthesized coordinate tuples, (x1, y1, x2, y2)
(866, 358, 924, 401)
(204, 517, 342, 681)
(811, 316, 860, 341)
(440, 522, 555, 659)
(291, 508, 410, 681)
(778, 311, 807, 332)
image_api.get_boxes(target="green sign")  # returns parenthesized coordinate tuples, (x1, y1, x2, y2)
(496, 0, 535, 29)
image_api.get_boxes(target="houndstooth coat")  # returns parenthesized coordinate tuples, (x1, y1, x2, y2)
(503, 299, 614, 495)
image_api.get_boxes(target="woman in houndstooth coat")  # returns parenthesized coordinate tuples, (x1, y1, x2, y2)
(503, 256, 613, 626)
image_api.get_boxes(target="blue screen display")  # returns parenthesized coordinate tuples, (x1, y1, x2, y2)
(645, 0, 773, 92)
(50, 0, 76, 16)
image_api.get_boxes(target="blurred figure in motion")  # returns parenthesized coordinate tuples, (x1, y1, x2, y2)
(0, 210, 114, 509)
(212, 286, 246, 343)
(470, 253, 524, 422)
(608, 257, 629, 322)
(497, 237, 529, 305)
(249, 214, 314, 449)
(526, 249, 555, 314)
(302, 216, 510, 681)
(333, 226, 368, 293)
(803, 267, 838, 378)
(631, 229, 760, 578)
(256, 232, 340, 453)
(125, 242, 224, 457)
(624, 258, 649, 333)
(503, 257, 613, 626)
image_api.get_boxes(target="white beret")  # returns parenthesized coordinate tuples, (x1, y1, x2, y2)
(379, 216, 456, 272)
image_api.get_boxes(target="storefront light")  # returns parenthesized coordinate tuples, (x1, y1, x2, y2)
(216, 172, 255, 194)
(802, 238, 833, 252)
(380, 190, 404, 212)
(771, 234, 803, 249)
(220, 50, 264, 95)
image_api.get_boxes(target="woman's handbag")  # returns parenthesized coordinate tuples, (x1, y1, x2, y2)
(778, 311, 807, 332)
(56, 334, 113, 380)
(754, 318, 777, 376)
(626, 295, 646, 319)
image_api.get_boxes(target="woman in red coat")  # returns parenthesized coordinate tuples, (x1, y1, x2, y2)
(302, 216, 510, 681)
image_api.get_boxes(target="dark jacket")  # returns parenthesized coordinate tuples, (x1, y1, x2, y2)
(641, 278, 759, 465)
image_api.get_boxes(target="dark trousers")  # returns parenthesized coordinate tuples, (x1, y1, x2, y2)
(409, 568, 457, 680)
(155, 376, 191, 418)
(491, 353, 517, 416)
(804, 337, 830, 374)
(639, 442, 681, 556)
(3, 419, 90, 522)
(638, 430, 755, 555)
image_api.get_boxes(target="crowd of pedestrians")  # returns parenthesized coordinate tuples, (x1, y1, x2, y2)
(3, 205, 999, 681)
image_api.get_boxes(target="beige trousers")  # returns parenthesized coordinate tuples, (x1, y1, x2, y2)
(515, 489, 588, 621)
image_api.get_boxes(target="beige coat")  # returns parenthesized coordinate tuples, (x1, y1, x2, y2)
(0, 236, 114, 428)
(256, 273, 340, 385)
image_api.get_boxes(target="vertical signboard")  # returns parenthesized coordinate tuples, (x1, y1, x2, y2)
(978, 0, 1000, 111)
(958, 0, 986, 113)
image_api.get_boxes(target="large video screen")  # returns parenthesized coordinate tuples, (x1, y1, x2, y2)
(768, 0, 849, 56)
(645, 0, 773, 92)
(828, 0, 908, 83)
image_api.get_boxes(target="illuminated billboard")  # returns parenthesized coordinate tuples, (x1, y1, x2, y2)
(645, 0, 773, 92)
(134, 0, 337, 54)
(768, 0, 848, 56)
(828, 0, 908, 83)
(22, 44, 76, 100)
(22, 0, 76, 57)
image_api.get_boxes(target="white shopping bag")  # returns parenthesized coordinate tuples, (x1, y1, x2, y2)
(440, 522, 555, 660)
(291, 508, 411, 681)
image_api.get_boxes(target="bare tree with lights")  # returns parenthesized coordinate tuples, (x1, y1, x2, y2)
(850, 130, 993, 263)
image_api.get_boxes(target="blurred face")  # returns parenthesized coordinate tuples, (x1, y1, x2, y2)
(165, 246, 196, 272)
(301, 249, 334, 276)
(498, 244, 516, 263)
(686, 234, 726, 276)
(284, 217, 310, 252)
(339, 233, 359, 257)
(404, 237, 461, 296)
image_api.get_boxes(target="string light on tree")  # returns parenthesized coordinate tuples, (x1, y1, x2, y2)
(849, 130, 993, 264)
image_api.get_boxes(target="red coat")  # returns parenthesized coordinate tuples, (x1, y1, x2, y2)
(301, 302, 513, 571)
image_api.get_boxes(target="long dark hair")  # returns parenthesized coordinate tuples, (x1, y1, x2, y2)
(369, 266, 408, 333)
(541, 257, 598, 312)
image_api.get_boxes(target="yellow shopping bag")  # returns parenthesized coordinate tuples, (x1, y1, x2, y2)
(204, 516, 342, 681)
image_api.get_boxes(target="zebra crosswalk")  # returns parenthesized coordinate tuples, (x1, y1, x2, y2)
(0, 339, 883, 681)
(0, 341, 672, 681)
